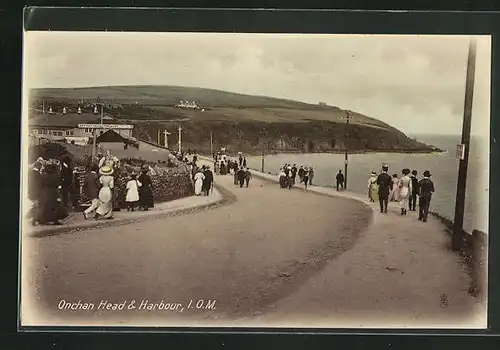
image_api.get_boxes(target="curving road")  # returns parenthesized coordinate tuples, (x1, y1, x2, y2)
(22, 173, 373, 327)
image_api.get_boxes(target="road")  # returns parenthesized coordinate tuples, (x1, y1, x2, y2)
(21, 172, 372, 327)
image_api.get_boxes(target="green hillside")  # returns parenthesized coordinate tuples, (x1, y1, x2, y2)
(29, 85, 439, 155)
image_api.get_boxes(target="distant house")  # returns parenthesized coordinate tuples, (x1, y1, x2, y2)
(96, 130, 138, 150)
(28, 111, 134, 144)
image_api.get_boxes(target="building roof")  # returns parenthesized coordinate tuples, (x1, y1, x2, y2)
(96, 129, 132, 143)
(29, 113, 118, 128)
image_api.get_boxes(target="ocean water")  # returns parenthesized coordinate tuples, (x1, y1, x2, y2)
(246, 135, 489, 234)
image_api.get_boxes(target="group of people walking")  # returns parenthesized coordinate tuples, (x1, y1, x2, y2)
(193, 165, 215, 196)
(367, 165, 435, 222)
(278, 164, 314, 189)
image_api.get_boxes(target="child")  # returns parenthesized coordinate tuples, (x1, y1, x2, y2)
(126, 173, 142, 211)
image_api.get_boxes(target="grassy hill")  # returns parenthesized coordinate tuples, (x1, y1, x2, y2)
(29, 85, 440, 155)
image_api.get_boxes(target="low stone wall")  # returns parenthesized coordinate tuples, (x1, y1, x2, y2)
(430, 212, 487, 298)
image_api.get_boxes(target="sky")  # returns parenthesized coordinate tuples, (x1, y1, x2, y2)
(24, 32, 491, 136)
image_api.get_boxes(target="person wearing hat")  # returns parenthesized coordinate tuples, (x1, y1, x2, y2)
(95, 165, 115, 219)
(398, 168, 412, 216)
(376, 164, 392, 213)
(60, 154, 74, 210)
(244, 167, 252, 188)
(367, 171, 378, 202)
(33, 163, 68, 225)
(336, 170, 345, 191)
(409, 170, 419, 211)
(27, 161, 44, 224)
(83, 164, 100, 219)
(202, 165, 214, 195)
(138, 164, 154, 210)
(418, 170, 435, 222)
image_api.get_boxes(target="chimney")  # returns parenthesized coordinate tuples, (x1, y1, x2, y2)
(78, 107, 82, 114)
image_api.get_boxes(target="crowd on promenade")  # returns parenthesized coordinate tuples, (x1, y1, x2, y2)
(26, 151, 156, 226)
(366, 165, 435, 222)
(212, 152, 253, 189)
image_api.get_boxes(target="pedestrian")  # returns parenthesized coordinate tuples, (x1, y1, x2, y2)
(390, 174, 400, 202)
(278, 168, 287, 188)
(287, 170, 294, 190)
(284, 164, 290, 178)
(202, 165, 214, 195)
(243, 157, 247, 168)
(302, 168, 309, 189)
(367, 171, 378, 202)
(237, 167, 246, 188)
(376, 164, 392, 213)
(27, 161, 43, 224)
(336, 170, 345, 191)
(83, 164, 100, 219)
(398, 168, 412, 215)
(238, 153, 243, 167)
(233, 163, 239, 185)
(308, 167, 314, 185)
(60, 155, 74, 209)
(418, 170, 435, 222)
(291, 164, 298, 182)
(34, 163, 68, 225)
(409, 170, 419, 211)
(138, 165, 154, 211)
(194, 168, 205, 195)
(298, 166, 304, 183)
(125, 173, 141, 211)
(244, 168, 252, 187)
(95, 165, 115, 220)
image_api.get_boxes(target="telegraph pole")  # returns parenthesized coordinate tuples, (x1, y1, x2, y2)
(163, 130, 170, 149)
(452, 39, 477, 251)
(178, 126, 182, 153)
(261, 128, 266, 172)
(344, 111, 350, 190)
(210, 131, 213, 156)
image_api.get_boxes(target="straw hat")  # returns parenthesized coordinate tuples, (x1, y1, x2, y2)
(99, 165, 114, 175)
(371, 171, 377, 176)
(423, 170, 432, 177)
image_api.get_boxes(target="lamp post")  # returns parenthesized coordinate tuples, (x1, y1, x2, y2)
(344, 111, 350, 190)
(261, 128, 267, 172)
(163, 130, 171, 149)
(178, 126, 182, 154)
(452, 39, 477, 251)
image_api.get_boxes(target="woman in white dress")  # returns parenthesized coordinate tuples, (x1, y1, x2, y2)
(96, 166, 115, 219)
(125, 173, 142, 211)
(390, 174, 401, 202)
(398, 168, 412, 215)
(367, 171, 378, 202)
(194, 169, 205, 195)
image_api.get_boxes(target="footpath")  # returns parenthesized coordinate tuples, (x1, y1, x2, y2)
(23, 187, 225, 238)
(201, 157, 486, 328)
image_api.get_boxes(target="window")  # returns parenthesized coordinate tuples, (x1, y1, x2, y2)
(66, 130, 74, 136)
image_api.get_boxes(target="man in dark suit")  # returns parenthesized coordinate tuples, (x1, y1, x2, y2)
(60, 155, 74, 209)
(28, 161, 43, 224)
(418, 170, 435, 222)
(83, 164, 100, 219)
(336, 170, 345, 191)
(409, 170, 419, 211)
(202, 165, 214, 196)
(376, 164, 392, 213)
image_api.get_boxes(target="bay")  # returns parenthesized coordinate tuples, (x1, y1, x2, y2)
(246, 134, 489, 234)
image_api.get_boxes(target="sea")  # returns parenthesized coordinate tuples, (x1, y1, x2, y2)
(246, 135, 489, 234)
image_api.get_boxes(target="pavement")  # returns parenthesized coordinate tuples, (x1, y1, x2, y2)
(22, 188, 225, 238)
(20, 158, 486, 328)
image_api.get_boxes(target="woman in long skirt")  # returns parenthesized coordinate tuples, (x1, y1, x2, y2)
(96, 166, 115, 219)
(367, 171, 378, 202)
(398, 168, 412, 215)
(138, 166, 154, 210)
(34, 163, 68, 225)
(194, 170, 205, 195)
(390, 174, 400, 202)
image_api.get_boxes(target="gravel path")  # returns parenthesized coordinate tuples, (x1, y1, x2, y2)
(21, 172, 372, 327)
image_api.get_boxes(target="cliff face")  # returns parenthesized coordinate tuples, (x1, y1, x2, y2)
(134, 120, 439, 155)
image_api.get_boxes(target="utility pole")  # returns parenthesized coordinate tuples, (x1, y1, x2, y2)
(344, 111, 350, 190)
(261, 128, 266, 172)
(157, 129, 160, 145)
(178, 125, 182, 153)
(452, 39, 477, 251)
(210, 131, 213, 156)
